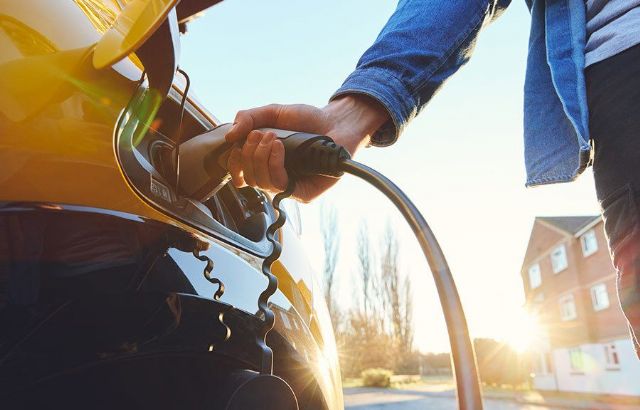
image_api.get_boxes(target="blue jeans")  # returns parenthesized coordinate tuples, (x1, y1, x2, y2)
(588, 44, 640, 354)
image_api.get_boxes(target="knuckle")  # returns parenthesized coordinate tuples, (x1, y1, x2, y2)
(257, 178, 271, 189)
(235, 110, 255, 129)
(265, 103, 281, 113)
(265, 104, 283, 123)
(257, 145, 270, 160)
(228, 154, 239, 167)
(242, 143, 255, 158)
(247, 130, 262, 143)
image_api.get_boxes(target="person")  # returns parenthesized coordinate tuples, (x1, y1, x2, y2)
(224, 1, 640, 353)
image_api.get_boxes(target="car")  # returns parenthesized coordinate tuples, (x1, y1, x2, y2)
(0, 1, 342, 408)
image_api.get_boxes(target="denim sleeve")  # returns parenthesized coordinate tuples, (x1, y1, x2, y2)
(331, 0, 512, 146)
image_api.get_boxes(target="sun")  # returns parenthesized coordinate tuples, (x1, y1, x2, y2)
(504, 309, 542, 353)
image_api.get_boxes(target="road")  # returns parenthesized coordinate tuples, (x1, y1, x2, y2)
(344, 387, 562, 410)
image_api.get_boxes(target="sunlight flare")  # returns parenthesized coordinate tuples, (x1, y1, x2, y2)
(504, 308, 542, 353)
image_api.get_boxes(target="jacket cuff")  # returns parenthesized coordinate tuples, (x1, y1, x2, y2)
(330, 67, 416, 147)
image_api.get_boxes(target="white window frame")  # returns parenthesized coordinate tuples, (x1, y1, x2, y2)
(559, 294, 577, 321)
(280, 311, 292, 330)
(604, 343, 620, 369)
(591, 283, 610, 311)
(534, 351, 552, 375)
(569, 348, 584, 372)
(528, 263, 542, 289)
(533, 351, 546, 375)
(551, 244, 568, 273)
(580, 229, 598, 257)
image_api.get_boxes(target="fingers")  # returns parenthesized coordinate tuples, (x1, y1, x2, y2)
(241, 131, 261, 187)
(227, 130, 288, 193)
(253, 132, 275, 189)
(225, 103, 328, 145)
(269, 140, 288, 191)
(225, 104, 283, 144)
(227, 145, 244, 187)
(224, 101, 329, 194)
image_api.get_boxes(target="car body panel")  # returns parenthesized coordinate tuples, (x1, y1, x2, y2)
(0, 1, 342, 408)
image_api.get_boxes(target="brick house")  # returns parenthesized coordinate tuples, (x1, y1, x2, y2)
(520, 216, 640, 396)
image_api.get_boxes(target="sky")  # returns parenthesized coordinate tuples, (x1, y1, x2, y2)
(180, 0, 601, 353)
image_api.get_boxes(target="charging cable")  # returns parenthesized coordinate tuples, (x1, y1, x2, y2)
(271, 134, 484, 410)
(176, 125, 484, 409)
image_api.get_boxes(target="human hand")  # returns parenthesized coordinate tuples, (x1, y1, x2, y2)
(225, 94, 389, 202)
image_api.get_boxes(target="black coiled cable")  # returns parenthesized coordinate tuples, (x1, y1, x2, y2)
(257, 181, 296, 374)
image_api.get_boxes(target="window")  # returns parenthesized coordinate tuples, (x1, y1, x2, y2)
(545, 351, 554, 374)
(605, 343, 620, 369)
(551, 245, 568, 273)
(280, 311, 292, 330)
(534, 351, 553, 375)
(559, 294, 577, 321)
(528, 263, 542, 289)
(581, 229, 598, 257)
(569, 348, 584, 372)
(591, 283, 610, 311)
(533, 351, 546, 374)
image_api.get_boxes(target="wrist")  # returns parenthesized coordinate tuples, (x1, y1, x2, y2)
(323, 94, 390, 154)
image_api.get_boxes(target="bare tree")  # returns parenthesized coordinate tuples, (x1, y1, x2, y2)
(401, 275, 414, 352)
(338, 221, 419, 376)
(380, 225, 401, 337)
(380, 223, 415, 371)
(357, 223, 373, 319)
(321, 205, 339, 320)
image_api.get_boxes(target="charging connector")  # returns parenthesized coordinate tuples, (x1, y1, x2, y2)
(273, 131, 351, 178)
(177, 125, 350, 201)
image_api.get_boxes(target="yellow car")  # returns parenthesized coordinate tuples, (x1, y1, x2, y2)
(0, 1, 341, 408)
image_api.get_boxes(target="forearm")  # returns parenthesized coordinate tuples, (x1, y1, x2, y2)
(332, 0, 511, 145)
(323, 94, 390, 154)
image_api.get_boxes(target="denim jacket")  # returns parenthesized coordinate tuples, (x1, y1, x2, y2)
(332, 0, 591, 187)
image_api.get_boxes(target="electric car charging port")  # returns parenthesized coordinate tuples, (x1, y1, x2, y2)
(149, 139, 177, 184)
(117, 81, 277, 253)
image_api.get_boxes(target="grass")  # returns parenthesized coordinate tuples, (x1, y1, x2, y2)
(344, 375, 640, 407)
(343, 374, 453, 389)
(341, 378, 364, 388)
(507, 389, 640, 406)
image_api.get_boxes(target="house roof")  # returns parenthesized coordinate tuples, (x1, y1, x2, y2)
(536, 215, 600, 235)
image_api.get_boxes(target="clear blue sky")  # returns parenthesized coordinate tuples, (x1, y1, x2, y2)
(180, 0, 600, 353)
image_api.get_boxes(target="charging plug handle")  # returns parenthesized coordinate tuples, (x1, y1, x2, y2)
(177, 125, 350, 201)
(271, 131, 351, 179)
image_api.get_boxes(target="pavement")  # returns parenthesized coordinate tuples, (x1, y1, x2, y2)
(343, 386, 640, 410)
